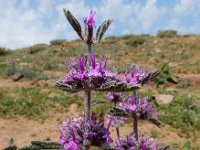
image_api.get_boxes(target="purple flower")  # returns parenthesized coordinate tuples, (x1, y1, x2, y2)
(115, 134, 136, 149)
(58, 114, 113, 148)
(107, 115, 125, 127)
(119, 95, 156, 119)
(84, 10, 96, 27)
(115, 134, 158, 150)
(99, 56, 118, 78)
(123, 65, 146, 84)
(84, 131, 97, 138)
(88, 52, 101, 77)
(139, 136, 158, 150)
(107, 92, 123, 103)
(138, 97, 156, 117)
(62, 56, 88, 82)
(64, 140, 79, 150)
(62, 60, 73, 82)
(73, 56, 87, 79)
(135, 65, 145, 80)
(59, 124, 80, 150)
(103, 132, 113, 144)
(119, 95, 137, 113)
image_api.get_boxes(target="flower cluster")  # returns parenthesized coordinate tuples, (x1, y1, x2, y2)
(107, 115, 125, 128)
(124, 65, 146, 84)
(59, 114, 112, 150)
(115, 134, 158, 150)
(60, 51, 149, 92)
(120, 95, 156, 119)
(107, 92, 125, 128)
(63, 52, 117, 81)
(84, 10, 96, 28)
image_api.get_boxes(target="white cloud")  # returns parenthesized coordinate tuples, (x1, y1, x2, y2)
(174, 0, 195, 16)
(168, 0, 200, 33)
(0, 0, 199, 49)
(0, 0, 93, 49)
(0, 0, 58, 49)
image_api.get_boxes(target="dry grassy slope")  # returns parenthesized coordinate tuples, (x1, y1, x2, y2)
(1, 35, 200, 78)
(0, 35, 200, 149)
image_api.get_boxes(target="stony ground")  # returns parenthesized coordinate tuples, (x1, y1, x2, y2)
(0, 73, 200, 149)
(0, 34, 200, 149)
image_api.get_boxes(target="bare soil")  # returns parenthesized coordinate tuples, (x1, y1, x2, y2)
(0, 104, 185, 149)
(0, 104, 79, 149)
(0, 73, 200, 148)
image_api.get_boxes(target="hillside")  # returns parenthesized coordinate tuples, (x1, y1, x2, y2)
(0, 34, 200, 149)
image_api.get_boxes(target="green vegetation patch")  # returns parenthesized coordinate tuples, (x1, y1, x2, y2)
(157, 30, 178, 38)
(50, 39, 67, 45)
(0, 87, 84, 119)
(29, 44, 48, 54)
(158, 89, 200, 135)
(0, 47, 10, 56)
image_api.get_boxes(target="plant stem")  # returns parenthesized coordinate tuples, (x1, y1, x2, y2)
(87, 44, 92, 54)
(116, 127, 120, 138)
(85, 90, 91, 121)
(114, 102, 120, 138)
(133, 91, 138, 140)
(133, 113, 138, 140)
(84, 44, 92, 121)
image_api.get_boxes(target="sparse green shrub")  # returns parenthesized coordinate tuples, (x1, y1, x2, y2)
(71, 38, 82, 42)
(4, 63, 17, 76)
(157, 30, 178, 38)
(19, 67, 36, 79)
(29, 44, 46, 54)
(42, 60, 57, 70)
(0, 47, 10, 56)
(126, 35, 145, 46)
(105, 35, 118, 40)
(19, 66, 48, 80)
(120, 34, 134, 40)
(0, 64, 6, 76)
(50, 39, 66, 45)
(154, 63, 179, 86)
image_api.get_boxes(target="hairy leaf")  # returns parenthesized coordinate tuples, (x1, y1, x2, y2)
(91, 99, 108, 106)
(147, 114, 162, 128)
(63, 9, 83, 40)
(96, 19, 112, 42)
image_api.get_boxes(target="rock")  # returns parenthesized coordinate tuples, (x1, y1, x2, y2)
(189, 100, 200, 110)
(158, 144, 178, 150)
(177, 79, 190, 88)
(154, 94, 174, 105)
(12, 73, 24, 81)
(48, 92, 60, 98)
(168, 62, 182, 67)
(153, 40, 158, 44)
(19, 62, 28, 66)
(148, 57, 157, 64)
(155, 48, 161, 53)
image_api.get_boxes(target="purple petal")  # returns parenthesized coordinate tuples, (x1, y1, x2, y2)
(64, 140, 79, 150)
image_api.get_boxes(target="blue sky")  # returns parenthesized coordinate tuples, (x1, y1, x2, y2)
(0, 0, 199, 49)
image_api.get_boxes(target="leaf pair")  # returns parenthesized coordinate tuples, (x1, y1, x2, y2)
(63, 9, 112, 43)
